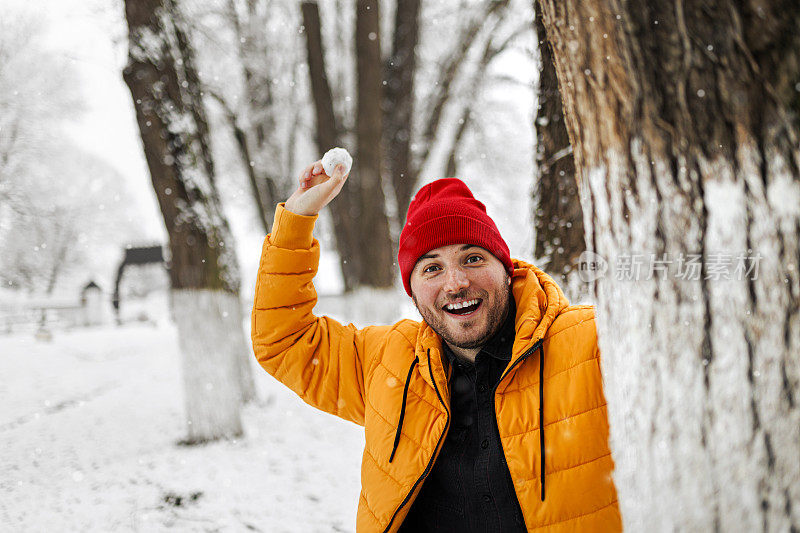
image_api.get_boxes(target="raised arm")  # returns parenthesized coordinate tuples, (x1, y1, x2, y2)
(251, 161, 375, 425)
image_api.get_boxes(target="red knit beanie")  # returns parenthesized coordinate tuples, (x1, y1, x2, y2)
(398, 178, 513, 296)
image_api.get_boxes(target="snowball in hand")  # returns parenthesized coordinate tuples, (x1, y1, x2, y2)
(321, 147, 353, 177)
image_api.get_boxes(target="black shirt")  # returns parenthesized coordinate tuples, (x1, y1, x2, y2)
(400, 298, 526, 532)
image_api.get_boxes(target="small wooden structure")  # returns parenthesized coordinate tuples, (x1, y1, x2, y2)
(112, 245, 166, 323)
(80, 281, 105, 326)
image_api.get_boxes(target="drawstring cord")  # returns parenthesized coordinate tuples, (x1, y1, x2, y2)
(388, 345, 545, 502)
(539, 342, 546, 501)
(389, 355, 419, 463)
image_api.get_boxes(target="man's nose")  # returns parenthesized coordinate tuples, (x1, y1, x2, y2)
(442, 266, 469, 292)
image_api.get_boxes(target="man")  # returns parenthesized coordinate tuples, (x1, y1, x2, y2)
(251, 160, 621, 532)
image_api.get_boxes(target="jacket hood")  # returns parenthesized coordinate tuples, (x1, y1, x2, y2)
(509, 258, 570, 360)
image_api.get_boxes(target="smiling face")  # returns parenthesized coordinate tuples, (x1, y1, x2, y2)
(410, 244, 512, 358)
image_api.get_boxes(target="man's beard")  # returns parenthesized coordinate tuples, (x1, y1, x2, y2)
(412, 278, 511, 350)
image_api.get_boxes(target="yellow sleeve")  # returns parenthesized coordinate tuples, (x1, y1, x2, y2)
(250, 203, 377, 426)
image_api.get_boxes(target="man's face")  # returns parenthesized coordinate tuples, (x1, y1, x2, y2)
(410, 244, 511, 350)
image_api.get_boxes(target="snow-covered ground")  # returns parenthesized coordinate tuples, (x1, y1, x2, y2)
(0, 320, 368, 532)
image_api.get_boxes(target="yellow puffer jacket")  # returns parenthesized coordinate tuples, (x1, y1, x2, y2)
(252, 204, 621, 532)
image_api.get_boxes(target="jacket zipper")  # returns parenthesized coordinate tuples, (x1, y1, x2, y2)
(491, 339, 543, 523)
(496, 338, 542, 387)
(382, 349, 451, 533)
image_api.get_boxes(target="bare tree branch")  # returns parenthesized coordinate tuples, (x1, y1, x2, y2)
(414, 0, 509, 176)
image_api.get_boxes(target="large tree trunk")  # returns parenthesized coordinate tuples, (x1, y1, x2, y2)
(353, 0, 394, 287)
(538, 1, 800, 530)
(172, 2, 257, 407)
(123, 0, 254, 443)
(532, 0, 585, 289)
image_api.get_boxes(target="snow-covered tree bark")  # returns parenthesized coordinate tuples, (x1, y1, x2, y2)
(537, 1, 800, 530)
(532, 1, 585, 289)
(171, 290, 249, 442)
(123, 0, 255, 443)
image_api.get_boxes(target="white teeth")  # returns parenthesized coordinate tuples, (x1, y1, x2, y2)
(445, 299, 479, 311)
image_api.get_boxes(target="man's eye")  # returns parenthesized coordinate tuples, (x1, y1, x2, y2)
(465, 255, 483, 264)
(423, 265, 441, 273)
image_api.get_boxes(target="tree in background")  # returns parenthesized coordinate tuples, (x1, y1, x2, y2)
(300, 1, 360, 291)
(442, 12, 527, 179)
(538, 1, 799, 529)
(0, 149, 137, 295)
(352, 0, 394, 287)
(301, 0, 530, 289)
(123, 0, 255, 444)
(302, 0, 395, 288)
(207, 0, 306, 235)
(382, 0, 420, 217)
(408, 0, 513, 206)
(172, 0, 534, 291)
(530, 0, 585, 294)
(0, 16, 79, 193)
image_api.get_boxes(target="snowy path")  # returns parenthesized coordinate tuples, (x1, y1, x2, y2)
(0, 323, 363, 532)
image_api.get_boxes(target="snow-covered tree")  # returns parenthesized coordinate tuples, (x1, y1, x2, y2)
(122, 0, 255, 443)
(0, 147, 137, 295)
(531, 1, 585, 295)
(538, 1, 800, 529)
(198, 0, 306, 235)
(0, 14, 81, 194)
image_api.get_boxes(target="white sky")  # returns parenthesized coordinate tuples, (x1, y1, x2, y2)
(13, 0, 165, 240)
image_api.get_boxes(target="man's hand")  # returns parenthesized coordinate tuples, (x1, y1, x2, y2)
(284, 159, 349, 216)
